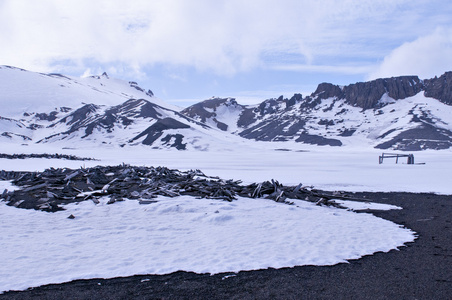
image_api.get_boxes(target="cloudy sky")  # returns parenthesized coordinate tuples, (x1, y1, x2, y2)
(1, 0, 452, 106)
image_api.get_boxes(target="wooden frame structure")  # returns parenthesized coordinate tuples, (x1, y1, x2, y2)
(379, 153, 414, 164)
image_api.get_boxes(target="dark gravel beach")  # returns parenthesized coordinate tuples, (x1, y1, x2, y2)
(1, 191, 451, 299)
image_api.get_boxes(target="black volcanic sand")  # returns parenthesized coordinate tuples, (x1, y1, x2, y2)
(1, 191, 451, 300)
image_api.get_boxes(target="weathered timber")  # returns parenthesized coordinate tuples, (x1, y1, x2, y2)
(1, 165, 368, 212)
(379, 152, 414, 164)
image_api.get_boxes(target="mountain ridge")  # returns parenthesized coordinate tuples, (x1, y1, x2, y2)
(181, 72, 452, 150)
(1, 66, 452, 151)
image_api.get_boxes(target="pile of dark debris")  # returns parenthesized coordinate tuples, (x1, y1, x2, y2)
(0, 153, 96, 161)
(0, 165, 364, 213)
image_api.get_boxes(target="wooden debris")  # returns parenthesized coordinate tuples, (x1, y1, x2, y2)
(0, 165, 369, 212)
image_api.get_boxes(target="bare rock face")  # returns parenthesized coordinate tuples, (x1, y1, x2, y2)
(313, 83, 343, 100)
(129, 117, 190, 148)
(343, 76, 422, 109)
(35, 111, 59, 122)
(312, 76, 423, 109)
(375, 123, 452, 151)
(54, 104, 100, 128)
(384, 76, 423, 100)
(424, 72, 452, 105)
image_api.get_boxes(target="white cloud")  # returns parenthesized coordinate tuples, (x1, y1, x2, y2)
(368, 27, 452, 80)
(0, 0, 450, 79)
(270, 63, 375, 75)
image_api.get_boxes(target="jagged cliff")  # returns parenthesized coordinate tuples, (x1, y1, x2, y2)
(424, 72, 452, 105)
(182, 72, 452, 150)
(314, 72, 452, 109)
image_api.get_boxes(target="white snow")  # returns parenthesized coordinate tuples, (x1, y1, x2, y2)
(0, 180, 18, 192)
(378, 93, 396, 105)
(0, 195, 415, 293)
(334, 200, 402, 211)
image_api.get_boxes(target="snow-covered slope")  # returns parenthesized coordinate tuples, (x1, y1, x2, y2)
(182, 73, 452, 150)
(0, 65, 172, 118)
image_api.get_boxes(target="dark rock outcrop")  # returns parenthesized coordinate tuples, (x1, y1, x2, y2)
(286, 93, 303, 107)
(343, 76, 422, 109)
(129, 118, 190, 147)
(35, 111, 59, 121)
(107, 99, 162, 119)
(239, 118, 306, 142)
(237, 108, 257, 128)
(0, 152, 95, 160)
(128, 82, 154, 98)
(424, 72, 452, 105)
(295, 133, 342, 146)
(52, 104, 100, 129)
(313, 83, 343, 100)
(1, 132, 32, 140)
(161, 134, 186, 150)
(312, 76, 423, 109)
(254, 97, 286, 116)
(375, 123, 452, 150)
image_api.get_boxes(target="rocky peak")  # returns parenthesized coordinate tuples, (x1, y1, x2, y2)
(312, 76, 423, 109)
(107, 99, 161, 119)
(343, 76, 422, 109)
(54, 104, 100, 127)
(424, 72, 452, 105)
(286, 93, 303, 107)
(201, 97, 239, 109)
(312, 83, 343, 100)
(254, 96, 289, 116)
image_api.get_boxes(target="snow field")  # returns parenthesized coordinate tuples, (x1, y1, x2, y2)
(0, 142, 445, 293)
(2, 143, 452, 194)
(0, 194, 415, 293)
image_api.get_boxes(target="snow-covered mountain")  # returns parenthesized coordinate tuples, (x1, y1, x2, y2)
(1, 65, 452, 151)
(0, 66, 243, 150)
(182, 72, 452, 150)
(0, 65, 174, 117)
